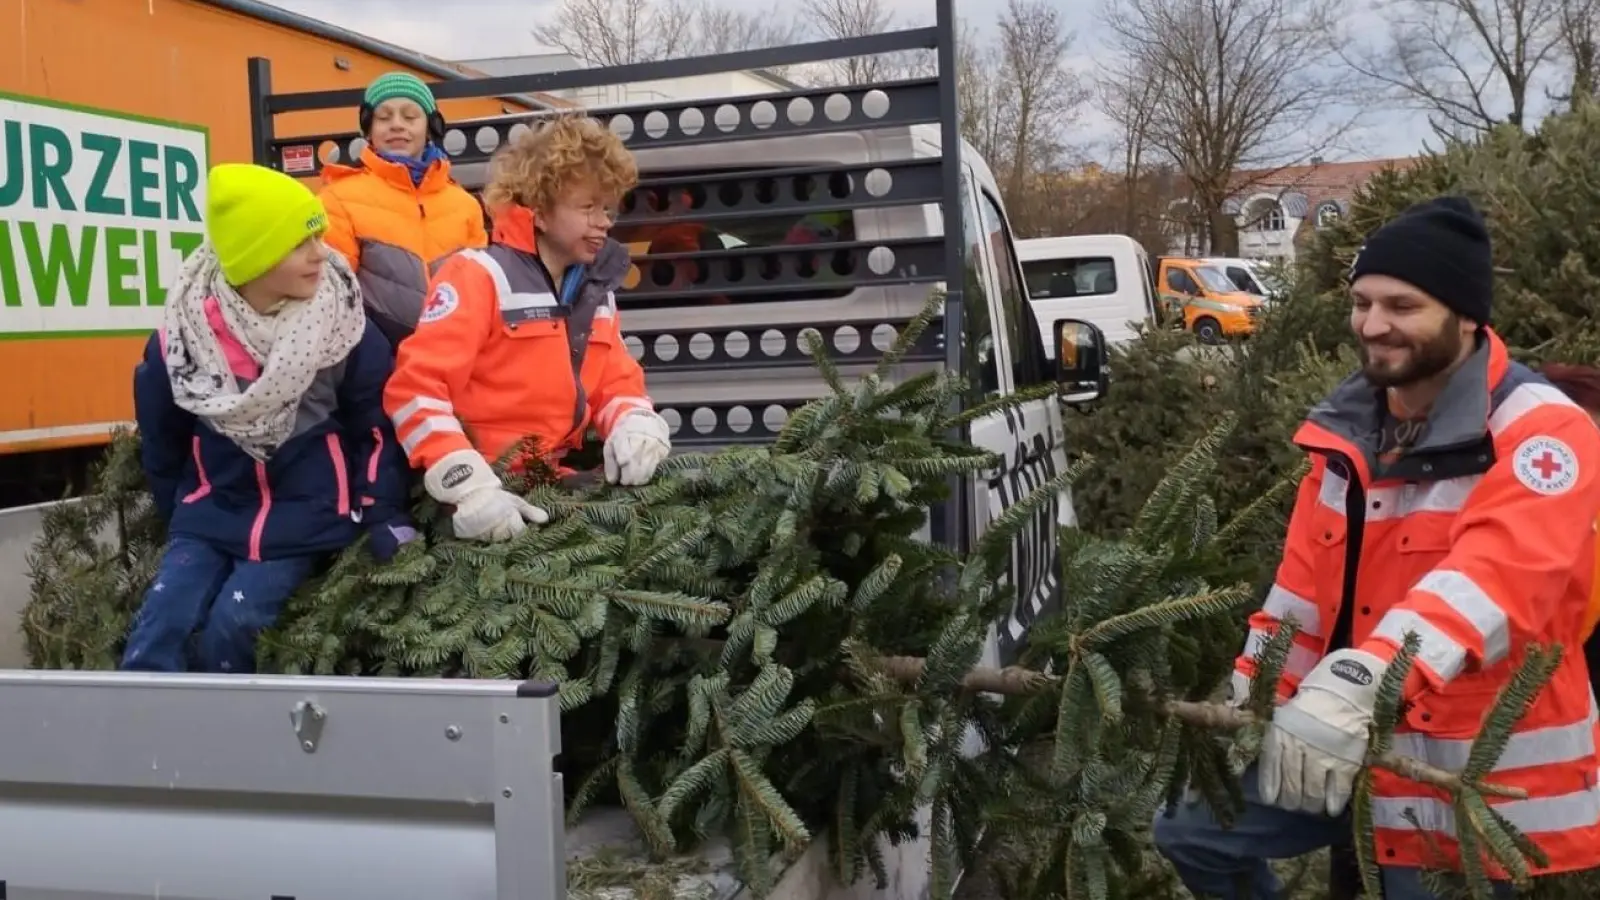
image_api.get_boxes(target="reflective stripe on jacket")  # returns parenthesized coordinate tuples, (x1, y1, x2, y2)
(381, 205, 655, 472)
(1234, 329, 1600, 874)
(319, 147, 488, 345)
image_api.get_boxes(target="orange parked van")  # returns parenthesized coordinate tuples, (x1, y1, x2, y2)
(1154, 257, 1265, 344)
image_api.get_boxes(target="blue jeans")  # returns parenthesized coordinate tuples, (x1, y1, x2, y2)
(120, 535, 318, 674)
(1153, 765, 1514, 899)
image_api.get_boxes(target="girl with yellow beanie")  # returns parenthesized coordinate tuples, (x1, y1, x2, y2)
(121, 163, 415, 675)
(318, 71, 489, 346)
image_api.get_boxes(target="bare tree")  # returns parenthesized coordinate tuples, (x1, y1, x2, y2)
(1101, 0, 1363, 255)
(949, 2, 1091, 235)
(996, 0, 1092, 200)
(1096, 56, 1167, 237)
(957, 21, 1011, 168)
(1552, 0, 1600, 107)
(538, 0, 803, 66)
(1341, 0, 1567, 137)
(695, 4, 809, 58)
(802, 0, 932, 83)
(538, 0, 694, 65)
(1025, 163, 1188, 250)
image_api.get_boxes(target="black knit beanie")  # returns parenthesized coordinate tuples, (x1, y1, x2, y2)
(1348, 195, 1493, 325)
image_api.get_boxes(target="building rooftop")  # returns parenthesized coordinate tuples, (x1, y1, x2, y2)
(1233, 157, 1418, 206)
(197, 0, 571, 109)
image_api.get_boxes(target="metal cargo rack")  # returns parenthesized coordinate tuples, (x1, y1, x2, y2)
(246, 0, 969, 547)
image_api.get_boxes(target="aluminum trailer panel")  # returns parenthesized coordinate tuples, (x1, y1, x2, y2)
(0, 671, 563, 900)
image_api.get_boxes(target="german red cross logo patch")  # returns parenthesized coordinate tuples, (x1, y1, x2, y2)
(420, 283, 459, 324)
(1512, 435, 1579, 496)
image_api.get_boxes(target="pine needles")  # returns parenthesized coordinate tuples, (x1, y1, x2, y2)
(19, 291, 1572, 900)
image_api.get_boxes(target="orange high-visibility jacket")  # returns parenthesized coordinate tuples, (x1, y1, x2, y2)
(381, 205, 655, 472)
(1586, 538, 1600, 638)
(319, 147, 488, 345)
(1235, 330, 1600, 875)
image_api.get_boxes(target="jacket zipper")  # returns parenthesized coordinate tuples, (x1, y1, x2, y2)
(247, 461, 273, 562)
(524, 252, 590, 449)
(1322, 449, 1367, 654)
(326, 432, 351, 517)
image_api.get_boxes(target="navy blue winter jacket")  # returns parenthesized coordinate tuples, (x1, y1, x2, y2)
(133, 312, 410, 562)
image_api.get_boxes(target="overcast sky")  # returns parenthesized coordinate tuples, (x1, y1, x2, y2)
(270, 0, 1441, 163)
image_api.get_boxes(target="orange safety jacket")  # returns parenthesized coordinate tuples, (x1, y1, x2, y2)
(381, 205, 655, 473)
(1235, 330, 1600, 875)
(319, 147, 489, 345)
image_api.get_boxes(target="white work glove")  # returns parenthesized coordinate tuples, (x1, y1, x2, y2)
(603, 410, 671, 486)
(1259, 648, 1385, 817)
(424, 449, 548, 543)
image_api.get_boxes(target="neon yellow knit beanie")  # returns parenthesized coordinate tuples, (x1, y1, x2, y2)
(206, 163, 329, 286)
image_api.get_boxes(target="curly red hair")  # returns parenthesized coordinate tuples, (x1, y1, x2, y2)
(481, 114, 638, 217)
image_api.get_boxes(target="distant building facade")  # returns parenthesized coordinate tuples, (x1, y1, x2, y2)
(1168, 157, 1418, 262)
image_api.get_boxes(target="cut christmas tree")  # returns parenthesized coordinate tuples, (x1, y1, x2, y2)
(22, 293, 1560, 900)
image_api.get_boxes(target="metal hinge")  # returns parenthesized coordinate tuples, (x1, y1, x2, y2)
(290, 699, 327, 753)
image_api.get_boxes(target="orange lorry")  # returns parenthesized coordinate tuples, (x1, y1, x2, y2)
(0, 0, 549, 507)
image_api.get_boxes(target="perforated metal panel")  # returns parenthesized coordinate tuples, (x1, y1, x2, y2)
(248, 8, 970, 568)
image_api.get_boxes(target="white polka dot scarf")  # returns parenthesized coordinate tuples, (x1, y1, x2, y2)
(161, 243, 368, 462)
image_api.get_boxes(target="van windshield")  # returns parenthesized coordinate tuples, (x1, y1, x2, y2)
(1194, 266, 1237, 294)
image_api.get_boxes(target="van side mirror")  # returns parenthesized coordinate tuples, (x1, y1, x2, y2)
(1055, 318, 1109, 405)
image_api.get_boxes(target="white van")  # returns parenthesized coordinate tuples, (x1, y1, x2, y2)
(1201, 256, 1286, 301)
(1017, 235, 1159, 351)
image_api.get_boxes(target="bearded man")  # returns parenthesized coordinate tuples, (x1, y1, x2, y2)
(1152, 196, 1600, 899)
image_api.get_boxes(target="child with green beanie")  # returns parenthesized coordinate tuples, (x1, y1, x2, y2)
(319, 71, 488, 346)
(122, 162, 416, 674)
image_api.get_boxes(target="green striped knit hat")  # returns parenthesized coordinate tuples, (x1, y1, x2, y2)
(363, 72, 437, 114)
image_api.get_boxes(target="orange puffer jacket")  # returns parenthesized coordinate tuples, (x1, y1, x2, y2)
(319, 147, 488, 345)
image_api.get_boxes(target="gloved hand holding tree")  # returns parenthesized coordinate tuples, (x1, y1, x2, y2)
(603, 409, 672, 487)
(423, 448, 549, 543)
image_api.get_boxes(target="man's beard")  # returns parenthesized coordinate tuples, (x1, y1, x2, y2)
(1358, 315, 1465, 388)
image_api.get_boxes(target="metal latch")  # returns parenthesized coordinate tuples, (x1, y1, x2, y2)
(290, 699, 326, 753)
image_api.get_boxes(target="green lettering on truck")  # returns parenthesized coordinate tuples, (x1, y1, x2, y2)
(21, 222, 97, 307)
(142, 230, 167, 306)
(170, 231, 203, 262)
(0, 121, 21, 208)
(2, 93, 209, 334)
(0, 223, 18, 306)
(105, 226, 140, 306)
(128, 140, 162, 219)
(82, 133, 125, 216)
(28, 124, 74, 212)
(164, 146, 201, 222)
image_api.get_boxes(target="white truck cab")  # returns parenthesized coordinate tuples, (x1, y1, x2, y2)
(1017, 234, 1160, 349)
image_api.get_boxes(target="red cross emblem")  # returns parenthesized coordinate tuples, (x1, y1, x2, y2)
(1531, 450, 1564, 481)
(421, 284, 457, 323)
(1515, 436, 1578, 495)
